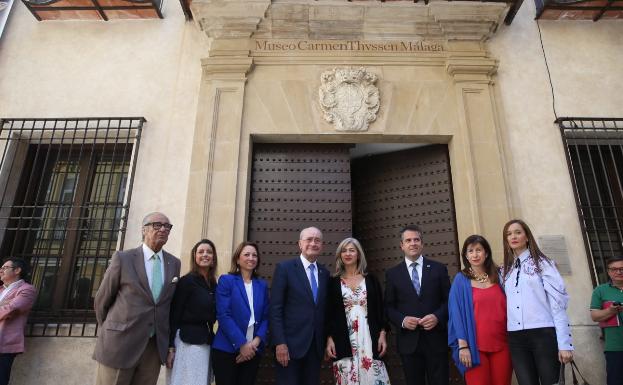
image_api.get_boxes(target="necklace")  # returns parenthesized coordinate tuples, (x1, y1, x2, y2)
(469, 267, 489, 283)
(342, 274, 362, 289)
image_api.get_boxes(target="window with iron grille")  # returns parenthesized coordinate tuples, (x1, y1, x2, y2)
(559, 118, 623, 286)
(0, 118, 144, 336)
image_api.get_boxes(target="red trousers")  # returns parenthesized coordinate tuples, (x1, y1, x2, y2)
(465, 348, 512, 385)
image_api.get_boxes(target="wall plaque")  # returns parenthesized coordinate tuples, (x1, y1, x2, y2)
(538, 235, 572, 275)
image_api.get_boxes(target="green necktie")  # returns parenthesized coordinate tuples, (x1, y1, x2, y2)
(151, 254, 163, 301)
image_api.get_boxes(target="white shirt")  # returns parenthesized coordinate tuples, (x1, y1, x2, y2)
(504, 249, 573, 350)
(142, 243, 164, 289)
(0, 279, 23, 302)
(402, 255, 423, 328)
(300, 254, 319, 291)
(405, 255, 424, 286)
(245, 281, 255, 342)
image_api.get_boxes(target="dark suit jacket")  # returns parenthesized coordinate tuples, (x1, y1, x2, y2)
(93, 246, 181, 368)
(385, 257, 450, 354)
(325, 274, 389, 360)
(169, 272, 216, 347)
(270, 256, 329, 359)
(212, 273, 270, 354)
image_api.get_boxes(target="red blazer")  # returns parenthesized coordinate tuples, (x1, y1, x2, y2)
(0, 280, 37, 353)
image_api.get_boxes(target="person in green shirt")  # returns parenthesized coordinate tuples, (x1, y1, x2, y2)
(590, 256, 623, 385)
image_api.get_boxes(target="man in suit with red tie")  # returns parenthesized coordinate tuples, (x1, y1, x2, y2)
(270, 226, 329, 385)
(93, 212, 181, 385)
(385, 224, 451, 385)
(0, 257, 36, 385)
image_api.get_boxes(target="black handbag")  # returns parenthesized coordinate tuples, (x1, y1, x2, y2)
(558, 361, 591, 385)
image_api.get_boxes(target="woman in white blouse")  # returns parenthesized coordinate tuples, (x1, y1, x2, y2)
(501, 219, 573, 385)
(212, 242, 270, 385)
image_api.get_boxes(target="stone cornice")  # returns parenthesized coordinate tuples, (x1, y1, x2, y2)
(192, 1, 510, 43)
(191, 0, 271, 39)
(202, 57, 254, 80)
(446, 57, 499, 83)
(430, 2, 508, 41)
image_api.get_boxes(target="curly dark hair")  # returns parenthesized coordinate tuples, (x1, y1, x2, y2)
(460, 235, 499, 284)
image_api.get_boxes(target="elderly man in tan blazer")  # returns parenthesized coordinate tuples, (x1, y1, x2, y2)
(93, 212, 181, 385)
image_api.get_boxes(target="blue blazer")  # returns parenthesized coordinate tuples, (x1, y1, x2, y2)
(212, 274, 270, 354)
(269, 256, 329, 359)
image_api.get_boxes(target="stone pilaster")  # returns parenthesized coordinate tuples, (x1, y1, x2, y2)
(182, 1, 269, 269)
(181, 53, 253, 270)
(445, 54, 511, 260)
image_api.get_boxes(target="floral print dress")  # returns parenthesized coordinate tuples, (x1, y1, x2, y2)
(332, 279, 391, 385)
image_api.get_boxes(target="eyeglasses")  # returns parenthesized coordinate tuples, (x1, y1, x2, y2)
(145, 222, 173, 231)
(301, 237, 322, 244)
(0, 265, 15, 271)
(608, 267, 623, 274)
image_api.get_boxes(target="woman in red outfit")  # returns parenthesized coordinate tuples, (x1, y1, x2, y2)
(448, 235, 512, 385)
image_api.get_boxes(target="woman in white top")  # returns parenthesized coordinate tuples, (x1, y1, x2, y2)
(212, 242, 270, 385)
(501, 219, 573, 385)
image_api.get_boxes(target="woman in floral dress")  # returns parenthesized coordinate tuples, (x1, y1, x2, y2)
(325, 237, 391, 385)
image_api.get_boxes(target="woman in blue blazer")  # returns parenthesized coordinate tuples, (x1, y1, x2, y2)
(212, 241, 270, 385)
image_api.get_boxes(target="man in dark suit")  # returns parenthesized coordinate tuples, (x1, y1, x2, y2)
(93, 212, 181, 385)
(385, 224, 451, 385)
(270, 226, 329, 385)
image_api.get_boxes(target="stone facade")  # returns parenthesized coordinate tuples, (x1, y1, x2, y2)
(1, 0, 622, 384)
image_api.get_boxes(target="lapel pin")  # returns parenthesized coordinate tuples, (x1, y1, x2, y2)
(171, 276, 179, 283)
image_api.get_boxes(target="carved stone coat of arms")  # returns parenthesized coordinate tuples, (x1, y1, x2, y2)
(319, 67, 380, 132)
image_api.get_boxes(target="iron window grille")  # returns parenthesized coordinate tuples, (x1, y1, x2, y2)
(0, 117, 144, 336)
(558, 117, 623, 286)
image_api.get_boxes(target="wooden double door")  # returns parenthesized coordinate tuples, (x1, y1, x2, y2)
(247, 143, 462, 385)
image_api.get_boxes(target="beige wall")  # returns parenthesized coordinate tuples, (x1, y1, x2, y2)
(0, 1, 207, 257)
(1, 3, 204, 384)
(12, 338, 173, 385)
(12, 338, 97, 385)
(489, 2, 623, 383)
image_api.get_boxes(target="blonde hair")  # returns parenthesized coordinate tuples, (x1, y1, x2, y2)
(334, 237, 367, 277)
